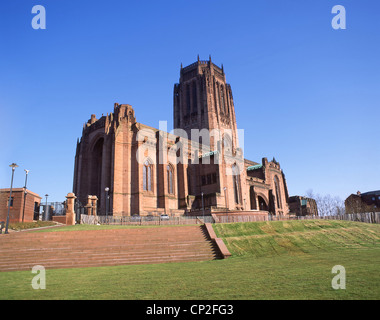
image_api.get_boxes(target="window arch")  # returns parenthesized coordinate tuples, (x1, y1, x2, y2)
(167, 164, 174, 194)
(274, 176, 282, 209)
(192, 82, 197, 114)
(223, 134, 232, 155)
(186, 84, 191, 115)
(258, 196, 268, 211)
(220, 85, 226, 114)
(90, 137, 104, 203)
(232, 164, 240, 204)
(143, 160, 153, 192)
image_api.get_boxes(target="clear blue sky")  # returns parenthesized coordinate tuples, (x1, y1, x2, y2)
(0, 0, 379, 203)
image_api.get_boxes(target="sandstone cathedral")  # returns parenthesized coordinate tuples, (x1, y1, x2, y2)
(73, 57, 290, 217)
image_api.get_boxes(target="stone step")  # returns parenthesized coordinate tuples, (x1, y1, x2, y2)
(0, 248, 218, 268)
(0, 245, 218, 257)
(0, 254, 216, 272)
(0, 225, 221, 271)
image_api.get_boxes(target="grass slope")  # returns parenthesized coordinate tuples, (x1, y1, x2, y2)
(213, 220, 380, 257)
(1, 220, 379, 300)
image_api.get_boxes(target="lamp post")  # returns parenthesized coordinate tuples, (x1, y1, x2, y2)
(105, 187, 109, 223)
(22, 169, 30, 223)
(5, 163, 18, 234)
(44, 194, 49, 221)
(201, 192, 205, 222)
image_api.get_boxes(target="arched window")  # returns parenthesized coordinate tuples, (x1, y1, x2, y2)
(258, 196, 268, 211)
(167, 164, 174, 194)
(91, 137, 104, 203)
(143, 160, 153, 192)
(220, 85, 226, 114)
(192, 82, 197, 113)
(274, 176, 282, 209)
(225, 87, 230, 115)
(223, 134, 232, 155)
(232, 164, 240, 204)
(186, 84, 191, 115)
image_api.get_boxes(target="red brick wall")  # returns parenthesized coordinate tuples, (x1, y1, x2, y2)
(0, 189, 41, 223)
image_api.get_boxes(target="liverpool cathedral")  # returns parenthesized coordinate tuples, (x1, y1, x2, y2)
(73, 57, 290, 217)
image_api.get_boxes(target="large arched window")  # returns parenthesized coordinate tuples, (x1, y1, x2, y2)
(90, 137, 104, 203)
(232, 164, 240, 204)
(143, 160, 153, 192)
(258, 196, 268, 211)
(186, 84, 191, 115)
(223, 134, 232, 156)
(167, 164, 174, 194)
(274, 176, 282, 209)
(192, 82, 197, 114)
(220, 85, 226, 114)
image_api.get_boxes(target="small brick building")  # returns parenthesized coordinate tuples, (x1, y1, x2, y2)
(0, 188, 42, 223)
(288, 196, 318, 216)
(345, 190, 380, 214)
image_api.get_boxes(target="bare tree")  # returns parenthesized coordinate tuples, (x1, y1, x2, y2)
(305, 189, 345, 216)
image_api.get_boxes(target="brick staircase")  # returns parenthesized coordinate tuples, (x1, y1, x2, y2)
(0, 225, 221, 272)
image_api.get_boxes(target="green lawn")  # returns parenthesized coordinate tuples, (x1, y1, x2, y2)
(1, 220, 379, 300)
(213, 219, 380, 258)
(8, 221, 57, 231)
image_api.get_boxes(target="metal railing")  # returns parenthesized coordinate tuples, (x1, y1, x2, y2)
(80, 212, 380, 226)
(80, 214, 215, 225)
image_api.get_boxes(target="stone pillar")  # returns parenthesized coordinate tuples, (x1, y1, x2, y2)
(65, 193, 76, 225)
(86, 196, 93, 215)
(91, 196, 98, 216)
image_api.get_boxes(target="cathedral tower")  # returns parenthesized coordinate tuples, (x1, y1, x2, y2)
(173, 56, 239, 152)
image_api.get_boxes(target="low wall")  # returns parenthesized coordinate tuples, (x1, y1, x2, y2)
(212, 211, 268, 223)
(204, 223, 231, 259)
(52, 215, 66, 224)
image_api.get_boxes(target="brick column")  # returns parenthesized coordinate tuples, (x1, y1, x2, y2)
(91, 196, 98, 216)
(86, 196, 93, 215)
(65, 193, 76, 225)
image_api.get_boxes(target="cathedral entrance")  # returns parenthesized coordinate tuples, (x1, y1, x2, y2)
(249, 186, 257, 210)
(258, 196, 268, 211)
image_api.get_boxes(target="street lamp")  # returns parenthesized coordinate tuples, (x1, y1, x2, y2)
(201, 192, 205, 222)
(105, 187, 109, 223)
(44, 194, 49, 221)
(22, 169, 30, 223)
(5, 163, 18, 234)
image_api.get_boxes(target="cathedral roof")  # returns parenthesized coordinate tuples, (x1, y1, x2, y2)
(247, 164, 263, 171)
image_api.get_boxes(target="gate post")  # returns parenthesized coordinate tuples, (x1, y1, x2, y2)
(65, 193, 77, 225)
(91, 196, 98, 216)
(86, 196, 93, 215)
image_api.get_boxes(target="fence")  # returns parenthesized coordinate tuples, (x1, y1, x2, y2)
(213, 214, 268, 224)
(80, 212, 380, 226)
(80, 214, 214, 226)
(299, 212, 380, 224)
(211, 212, 380, 224)
(270, 212, 380, 224)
